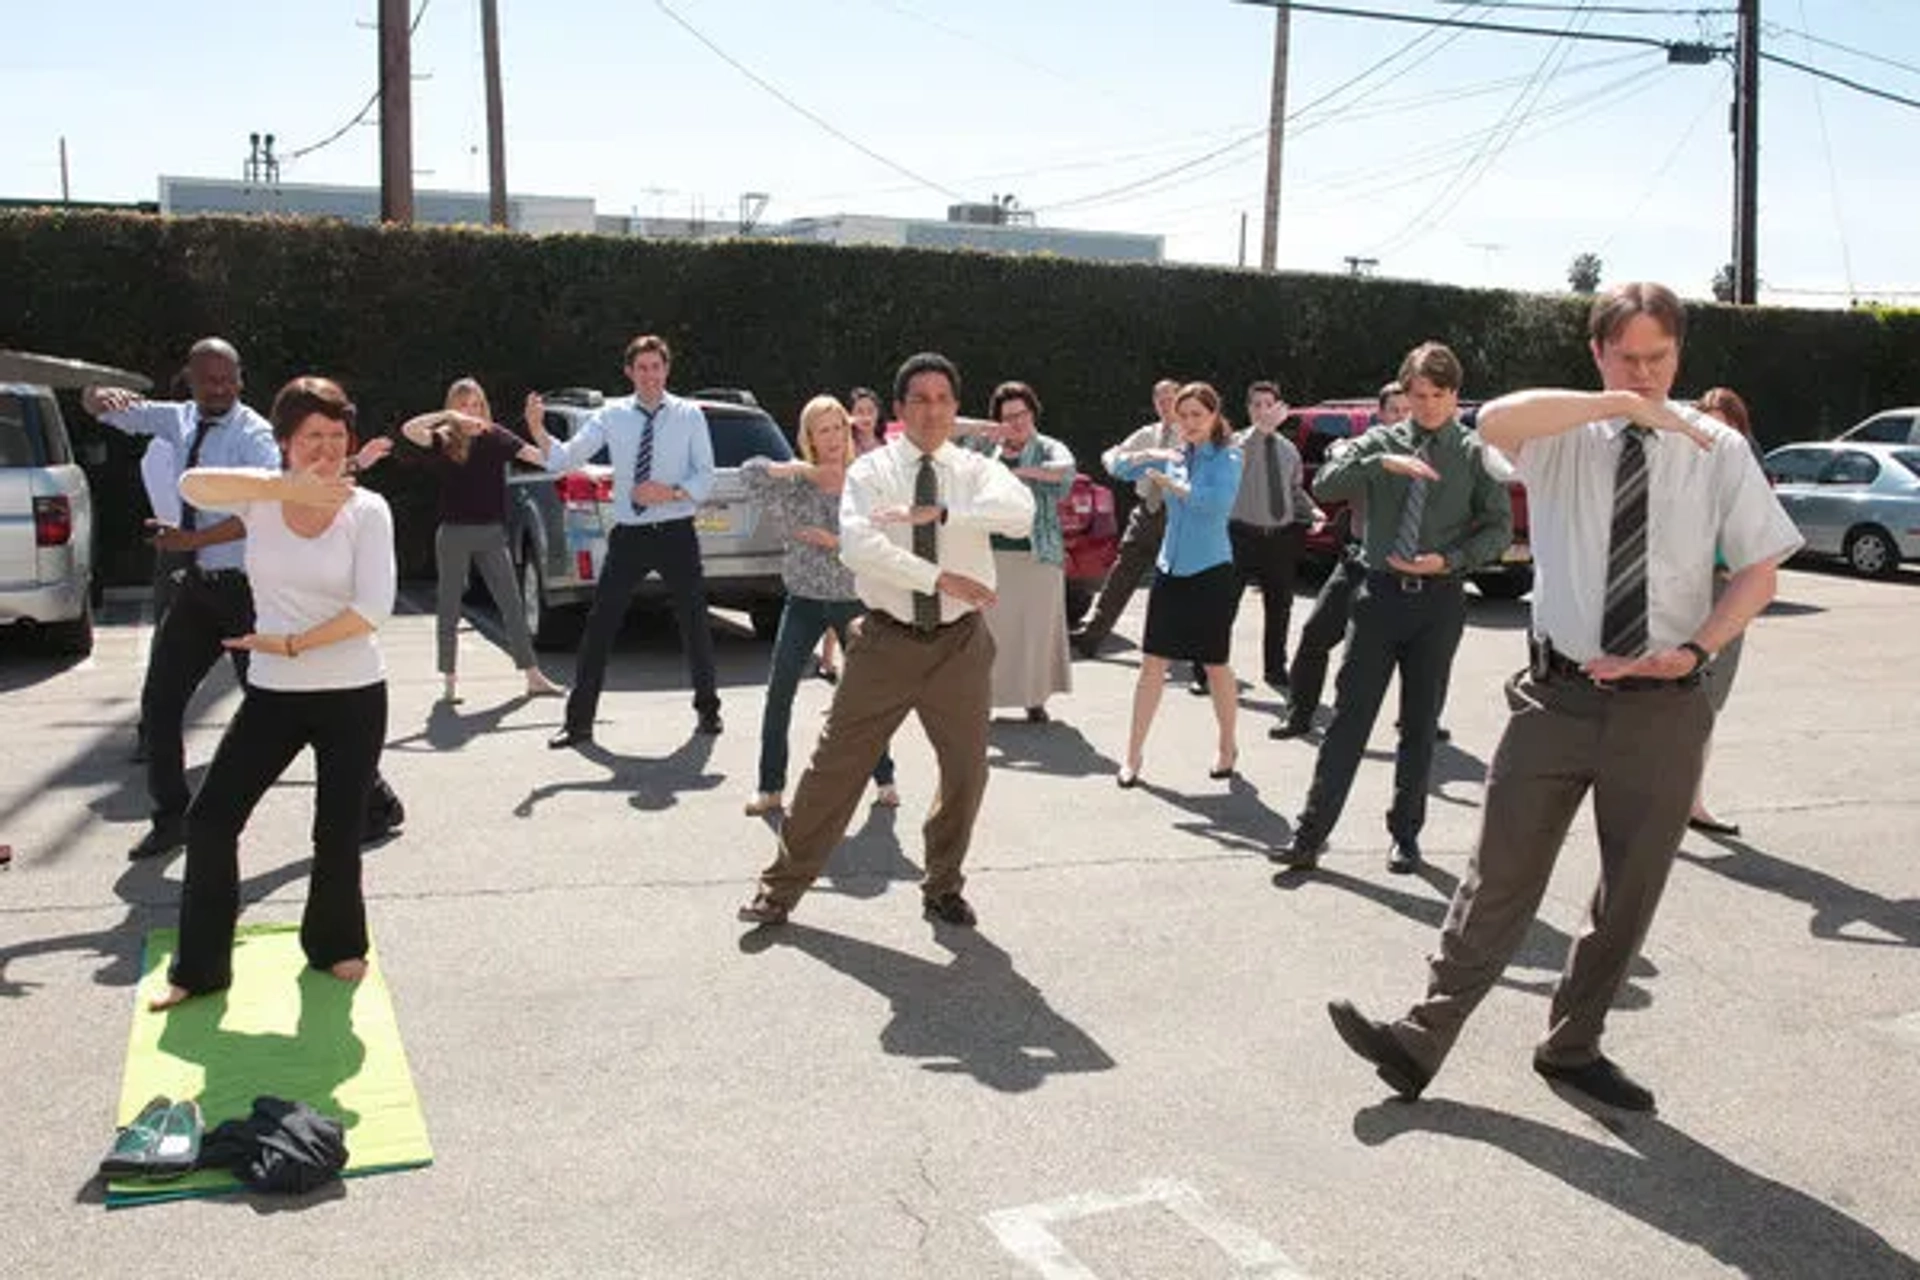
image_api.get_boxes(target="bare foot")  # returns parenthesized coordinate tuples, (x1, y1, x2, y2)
(328, 958, 369, 983)
(148, 983, 195, 1012)
(524, 668, 565, 697)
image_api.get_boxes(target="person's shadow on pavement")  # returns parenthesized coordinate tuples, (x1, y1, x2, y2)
(738, 922, 1116, 1093)
(1352, 1098, 1920, 1279)
(818, 802, 920, 900)
(1678, 834, 1920, 948)
(511, 732, 720, 817)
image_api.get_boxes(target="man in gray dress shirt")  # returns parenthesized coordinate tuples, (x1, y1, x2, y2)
(1071, 378, 1179, 656)
(1227, 380, 1319, 691)
(1325, 283, 1803, 1113)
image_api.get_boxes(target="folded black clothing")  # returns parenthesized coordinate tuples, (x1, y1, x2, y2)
(198, 1096, 349, 1194)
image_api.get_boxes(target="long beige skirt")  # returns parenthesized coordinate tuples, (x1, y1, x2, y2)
(984, 551, 1072, 709)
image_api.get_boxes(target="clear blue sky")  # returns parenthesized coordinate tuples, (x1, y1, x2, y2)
(7, 0, 1918, 305)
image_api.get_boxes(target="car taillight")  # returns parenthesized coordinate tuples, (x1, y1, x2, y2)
(33, 495, 72, 547)
(556, 473, 612, 504)
(576, 550, 595, 580)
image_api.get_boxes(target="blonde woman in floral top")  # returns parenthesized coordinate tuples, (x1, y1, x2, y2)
(740, 396, 899, 816)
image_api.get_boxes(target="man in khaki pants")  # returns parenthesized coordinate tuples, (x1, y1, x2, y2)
(738, 352, 1034, 928)
(1326, 283, 1803, 1112)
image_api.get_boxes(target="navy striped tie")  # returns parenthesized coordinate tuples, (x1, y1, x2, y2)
(1601, 427, 1651, 656)
(632, 403, 659, 509)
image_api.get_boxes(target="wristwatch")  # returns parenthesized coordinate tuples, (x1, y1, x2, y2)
(1678, 640, 1711, 674)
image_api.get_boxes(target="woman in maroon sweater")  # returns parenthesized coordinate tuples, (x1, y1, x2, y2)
(399, 378, 564, 702)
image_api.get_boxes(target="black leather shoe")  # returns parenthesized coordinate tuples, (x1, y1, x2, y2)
(1436, 726, 1452, 743)
(922, 893, 978, 927)
(1268, 718, 1313, 740)
(696, 711, 724, 736)
(1025, 706, 1051, 724)
(1533, 1054, 1656, 1112)
(1187, 676, 1209, 697)
(1328, 999, 1431, 1100)
(1387, 839, 1422, 875)
(1068, 630, 1102, 659)
(128, 818, 186, 862)
(547, 726, 593, 751)
(1268, 833, 1325, 869)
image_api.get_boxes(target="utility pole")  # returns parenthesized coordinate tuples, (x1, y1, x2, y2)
(1259, 3, 1292, 272)
(379, 0, 414, 224)
(480, 0, 508, 227)
(1238, 211, 1248, 268)
(58, 137, 70, 202)
(1731, 0, 1759, 304)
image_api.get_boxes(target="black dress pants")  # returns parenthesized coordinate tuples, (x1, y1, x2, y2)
(1228, 520, 1306, 685)
(1297, 574, 1467, 844)
(169, 682, 388, 994)
(1287, 545, 1363, 722)
(565, 518, 720, 733)
(141, 570, 254, 821)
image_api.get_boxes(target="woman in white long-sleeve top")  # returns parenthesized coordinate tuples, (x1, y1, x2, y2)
(151, 376, 396, 1011)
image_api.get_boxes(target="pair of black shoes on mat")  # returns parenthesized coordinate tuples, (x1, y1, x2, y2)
(99, 1096, 203, 1180)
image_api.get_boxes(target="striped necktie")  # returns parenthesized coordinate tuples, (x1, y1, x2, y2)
(1601, 427, 1652, 656)
(911, 453, 940, 631)
(1389, 442, 1430, 561)
(180, 416, 219, 532)
(632, 402, 660, 509)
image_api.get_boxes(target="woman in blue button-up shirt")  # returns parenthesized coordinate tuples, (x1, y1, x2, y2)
(1107, 382, 1244, 788)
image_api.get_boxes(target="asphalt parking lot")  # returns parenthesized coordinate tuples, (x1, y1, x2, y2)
(2, 563, 1917, 1279)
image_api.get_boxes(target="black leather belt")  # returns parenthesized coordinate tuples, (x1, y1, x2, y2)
(1530, 639, 1700, 692)
(1366, 568, 1461, 594)
(187, 567, 248, 585)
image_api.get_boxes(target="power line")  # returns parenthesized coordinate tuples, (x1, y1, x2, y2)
(1440, 1, 1733, 13)
(651, 0, 963, 200)
(1369, 0, 1596, 257)
(1233, 1, 1716, 53)
(285, 0, 432, 163)
(1759, 21, 1920, 79)
(1033, 7, 1475, 215)
(1760, 49, 1920, 110)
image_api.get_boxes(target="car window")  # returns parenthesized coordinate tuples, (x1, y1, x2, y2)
(1301, 413, 1356, 466)
(705, 409, 793, 468)
(1847, 413, 1915, 444)
(0, 394, 36, 466)
(1819, 451, 1880, 485)
(1763, 447, 1827, 484)
(1891, 450, 1920, 481)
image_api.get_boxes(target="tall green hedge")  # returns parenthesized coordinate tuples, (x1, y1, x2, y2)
(4, 210, 1916, 583)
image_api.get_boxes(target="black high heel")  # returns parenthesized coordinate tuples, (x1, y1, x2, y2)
(1208, 750, 1239, 780)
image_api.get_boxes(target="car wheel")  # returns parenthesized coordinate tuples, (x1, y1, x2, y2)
(1844, 526, 1898, 578)
(520, 546, 584, 650)
(1470, 567, 1533, 600)
(44, 597, 94, 657)
(748, 599, 785, 641)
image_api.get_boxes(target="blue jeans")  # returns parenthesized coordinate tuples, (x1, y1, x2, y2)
(759, 597, 897, 795)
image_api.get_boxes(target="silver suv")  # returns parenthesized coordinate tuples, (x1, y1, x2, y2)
(0, 364, 103, 655)
(503, 388, 794, 649)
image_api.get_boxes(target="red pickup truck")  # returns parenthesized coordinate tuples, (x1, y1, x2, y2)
(1289, 401, 1533, 599)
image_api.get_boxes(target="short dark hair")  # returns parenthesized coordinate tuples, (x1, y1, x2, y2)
(1175, 381, 1232, 446)
(1377, 380, 1404, 410)
(269, 376, 357, 444)
(1589, 282, 1686, 348)
(988, 380, 1042, 422)
(1397, 342, 1463, 393)
(624, 334, 672, 366)
(847, 386, 882, 411)
(892, 352, 961, 405)
(1246, 380, 1282, 402)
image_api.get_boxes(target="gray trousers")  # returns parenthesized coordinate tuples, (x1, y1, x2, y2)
(436, 522, 537, 674)
(1078, 502, 1166, 644)
(1391, 667, 1712, 1075)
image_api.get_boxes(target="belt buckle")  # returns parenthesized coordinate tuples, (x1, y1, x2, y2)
(1400, 574, 1423, 594)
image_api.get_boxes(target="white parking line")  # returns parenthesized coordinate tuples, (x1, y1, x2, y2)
(983, 1178, 1312, 1279)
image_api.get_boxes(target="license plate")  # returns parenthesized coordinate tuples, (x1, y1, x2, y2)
(695, 511, 733, 535)
(1502, 543, 1533, 564)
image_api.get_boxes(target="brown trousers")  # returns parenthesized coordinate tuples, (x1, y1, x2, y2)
(1392, 667, 1712, 1074)
(756, 611, 995, 909)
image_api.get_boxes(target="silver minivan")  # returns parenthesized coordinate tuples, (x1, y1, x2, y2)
(0, 379, 95, 654)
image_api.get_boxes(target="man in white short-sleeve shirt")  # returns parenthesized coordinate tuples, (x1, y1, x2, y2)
(1325, 282, 1803, 1115)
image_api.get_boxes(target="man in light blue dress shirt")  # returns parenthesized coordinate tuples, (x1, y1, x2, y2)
(530, 334, 721, 747)
(82, 338, 283, 861)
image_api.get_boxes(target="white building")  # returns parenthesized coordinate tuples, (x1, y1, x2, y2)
(158, 176, 595, 235)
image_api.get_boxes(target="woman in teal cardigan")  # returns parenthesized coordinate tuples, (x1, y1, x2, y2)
(971, 381, 1076, 723)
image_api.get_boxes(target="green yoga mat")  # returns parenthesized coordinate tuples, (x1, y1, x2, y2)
(108, 923, 432, 1207)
